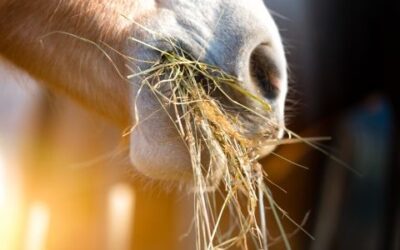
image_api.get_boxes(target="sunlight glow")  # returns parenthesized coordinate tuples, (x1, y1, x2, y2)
(24, 202, 50, 250)
(107, 183, 135, 250)
(0, 146, 22, 250)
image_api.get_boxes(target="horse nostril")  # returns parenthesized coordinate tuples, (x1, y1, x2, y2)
(249, 44, 280, 100)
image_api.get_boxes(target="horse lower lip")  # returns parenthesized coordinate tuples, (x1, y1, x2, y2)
(257, 144, 277, 159)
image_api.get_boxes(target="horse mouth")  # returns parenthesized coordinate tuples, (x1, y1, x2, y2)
(238, 115, 284, 158)
(128, 36, 286, 181)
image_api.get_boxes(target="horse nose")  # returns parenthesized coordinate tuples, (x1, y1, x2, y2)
(248, 43, 282, 101)
(199, 32, 286, 106)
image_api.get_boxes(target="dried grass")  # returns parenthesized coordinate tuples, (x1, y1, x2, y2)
(128, 38, 293, 250)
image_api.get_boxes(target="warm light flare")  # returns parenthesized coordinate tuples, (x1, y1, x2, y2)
(24, 202, 50, 250)
(107, 183, 135, 250)
(0, 146, 23, 250)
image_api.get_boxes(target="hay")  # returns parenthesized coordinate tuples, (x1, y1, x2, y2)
(128, 39, 292, 250)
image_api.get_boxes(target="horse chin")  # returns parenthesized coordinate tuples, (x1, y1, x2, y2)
(129, 115, 193, 181)
(129, 140, 192, 182)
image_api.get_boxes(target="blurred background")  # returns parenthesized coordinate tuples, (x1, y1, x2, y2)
(0, 0, 398, 249)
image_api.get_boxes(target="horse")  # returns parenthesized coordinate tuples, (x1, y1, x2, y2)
(0, 0, 287, 181)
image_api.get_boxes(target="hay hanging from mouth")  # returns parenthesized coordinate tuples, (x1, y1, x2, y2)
(129, 40, 293, 250)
